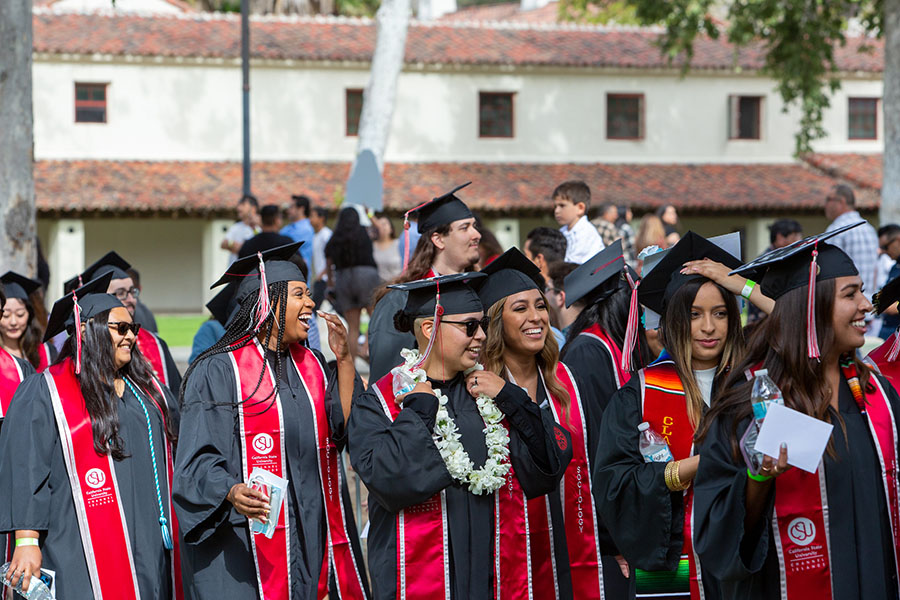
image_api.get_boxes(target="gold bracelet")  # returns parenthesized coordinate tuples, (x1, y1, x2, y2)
(672, 461, 690, 491)
(664, 461, 678, 491)
(665, 460, 691, 492)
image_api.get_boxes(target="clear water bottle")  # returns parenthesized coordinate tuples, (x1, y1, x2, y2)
(740, 369, 784, 474)
(0, 563, 53, 599)
(638, 422, 674, 463)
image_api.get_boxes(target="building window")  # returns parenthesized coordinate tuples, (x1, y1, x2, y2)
(848, 97, 878, 140)
(728, 95, 762, 140)
(346, 89, 363, 136)
(75, 83, 107, 123)
(479, 92, 514, 138)
(606, 94, 644, 140)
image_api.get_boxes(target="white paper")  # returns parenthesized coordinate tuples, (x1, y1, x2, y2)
(754, 402, 833, 473)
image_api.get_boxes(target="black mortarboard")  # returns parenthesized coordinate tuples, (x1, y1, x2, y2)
(564, 240, 626, 308)
(211, 242, 305, 302)
(389, 272, 486, 319)
(875, 275, 900, 316)
(44, 273, 119, 342)
(0, 272, 42, 301)
(206, 281, 239, 327)
(411, 183, 475, 233)
(639, 231, 743, 316)
(474, 247, 544, 310)
(64, 251, 131, 294)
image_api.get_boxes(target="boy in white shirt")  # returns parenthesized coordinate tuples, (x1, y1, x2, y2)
(553, 180, 605, 264)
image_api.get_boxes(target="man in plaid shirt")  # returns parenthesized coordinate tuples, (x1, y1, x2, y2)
(825, 184, 879, 305)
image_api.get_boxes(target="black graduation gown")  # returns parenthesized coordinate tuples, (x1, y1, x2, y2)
(155, 335, 183, 394)
(173, 348, 368, 600)
(693, 374, 900, 600)
(0, 372, 181, 600)
(593, 376, 722, 598)
(367, 289, 414, 383)
(348, 373, 572, 600)
(561, 335, 636, 598)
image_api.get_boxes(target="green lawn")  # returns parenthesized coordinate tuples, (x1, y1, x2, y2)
(156, 314, 207, 347)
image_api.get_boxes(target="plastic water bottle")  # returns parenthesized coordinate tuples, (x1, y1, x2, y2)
(740, 369, 784, 474)
(0, 563, 53, 600)
(638, 422, 673, 463)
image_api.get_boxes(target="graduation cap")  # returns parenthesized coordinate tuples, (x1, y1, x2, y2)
(474, 247, 544, 310)
(0, 271, 41, 301)
(731, 222, 862, 359)
(211, 241, 305, 332)
(44, 273, 120, 373)
(64, 251, 131, 295)
(400, 183, 475, 271)
(639, 231, 743, 317)
(206, 281, 238, 327)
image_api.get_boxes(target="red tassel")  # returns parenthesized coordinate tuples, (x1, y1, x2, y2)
(888, 331, 900, 362)
(621, 272, 640, 373)
(806, 246, 820, 360)
(73, 292, 83, 375)
(253, 252, 271, 332)
(402, 218, 411, 273)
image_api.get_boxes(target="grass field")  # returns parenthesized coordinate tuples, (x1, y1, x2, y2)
(156, 314, 207, 347)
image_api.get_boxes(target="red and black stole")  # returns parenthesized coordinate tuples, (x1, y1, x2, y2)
(136, 328, 169, 387)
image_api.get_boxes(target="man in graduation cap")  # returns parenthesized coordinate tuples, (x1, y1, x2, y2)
(0, 273, 185, 600)
(866, 275, 900, 385)
(693, 222, 900, 599)
(349, 272, 570, 599)
(65, 252, 181, 392)
(367, 183, 482, 382)
(173, 242, 369, 600)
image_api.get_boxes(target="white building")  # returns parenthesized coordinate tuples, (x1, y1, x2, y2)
(30, 5, 885, 311)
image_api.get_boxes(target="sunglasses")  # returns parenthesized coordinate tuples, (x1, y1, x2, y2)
(108, 321, 141, 337)
(441, 316, 490, 337)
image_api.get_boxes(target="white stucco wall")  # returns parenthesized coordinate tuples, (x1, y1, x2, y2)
(33, 56, 884, 164)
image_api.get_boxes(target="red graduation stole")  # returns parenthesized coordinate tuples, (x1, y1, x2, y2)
(137, 328, 168, 387)
(0, 347, 24, 416)
(580, 324, 632, 388)
(639, 359, 703, 600)
(44, 358, 184, 600)
(230, 341, 367, 600)
(545, 362, 605, 599)
(37, 342, 54, 372)
(865, 331, 900, 391)
(746, 362, 900, 599)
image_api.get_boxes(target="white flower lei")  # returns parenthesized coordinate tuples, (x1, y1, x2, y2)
(395, 349, 511, 495)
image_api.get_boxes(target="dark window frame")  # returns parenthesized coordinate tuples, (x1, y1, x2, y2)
(478, 91, 515, 139)
(728, 95, 763, 140)
(345, 88, 364, 137)
(74, 82, 108, 124)
(606, 93, 645, 140)
(848, 97, 879, 140)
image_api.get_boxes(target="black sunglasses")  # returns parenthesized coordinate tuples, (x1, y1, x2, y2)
(108, 321, 141, 337)
(441, 316, 490, 337)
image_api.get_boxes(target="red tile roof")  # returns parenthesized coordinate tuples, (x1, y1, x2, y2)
(32, 9, 884, 72)
(34, 159, 876, 216)
(802, 152, 882, 192)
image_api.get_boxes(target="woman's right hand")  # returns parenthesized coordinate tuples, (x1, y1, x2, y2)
(227, 483, 270, 521)
(6, 540, 41, 592)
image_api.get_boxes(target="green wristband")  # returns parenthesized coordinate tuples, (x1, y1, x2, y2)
(747, 468, 772, 482)
(741, 280, 757, 300)
(14, 537, 38, 547)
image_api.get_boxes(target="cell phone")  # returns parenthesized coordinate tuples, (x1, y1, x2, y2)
(39, 568, 54, 590)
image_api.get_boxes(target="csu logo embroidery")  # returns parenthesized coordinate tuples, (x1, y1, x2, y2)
(554, 426, 568, 451)
(787, 517, 816, 546)
(252, 433, 274, 455)
(85, 468, 106, 489)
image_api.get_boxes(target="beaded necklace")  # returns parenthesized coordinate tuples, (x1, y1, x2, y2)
(123, 377, 174, 550)
(839, 354, 867, 413)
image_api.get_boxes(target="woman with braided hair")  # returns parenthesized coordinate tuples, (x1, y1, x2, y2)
(173, 243, 370, 600)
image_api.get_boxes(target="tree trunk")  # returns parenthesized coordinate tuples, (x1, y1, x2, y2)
(0, 0, 37, 277)
(882, 0, 900, 225)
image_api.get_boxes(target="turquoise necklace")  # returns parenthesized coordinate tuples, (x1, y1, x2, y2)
(123, 377, 174, 550)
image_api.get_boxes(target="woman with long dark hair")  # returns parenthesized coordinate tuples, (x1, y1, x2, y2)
(173, 243, 369, 600)
(693, 230, 900, 598)
(476, 248, 622, 599)
(593, 232, 745, 600)
(325, 206, 382, 361)
(0, 271, 56, 371)
(0, 273, 183, 599)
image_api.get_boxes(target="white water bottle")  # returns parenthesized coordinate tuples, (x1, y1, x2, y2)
(0, 563, 53, 600)
(638, 422, 673, 463)
(741, 369, 785, 474)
